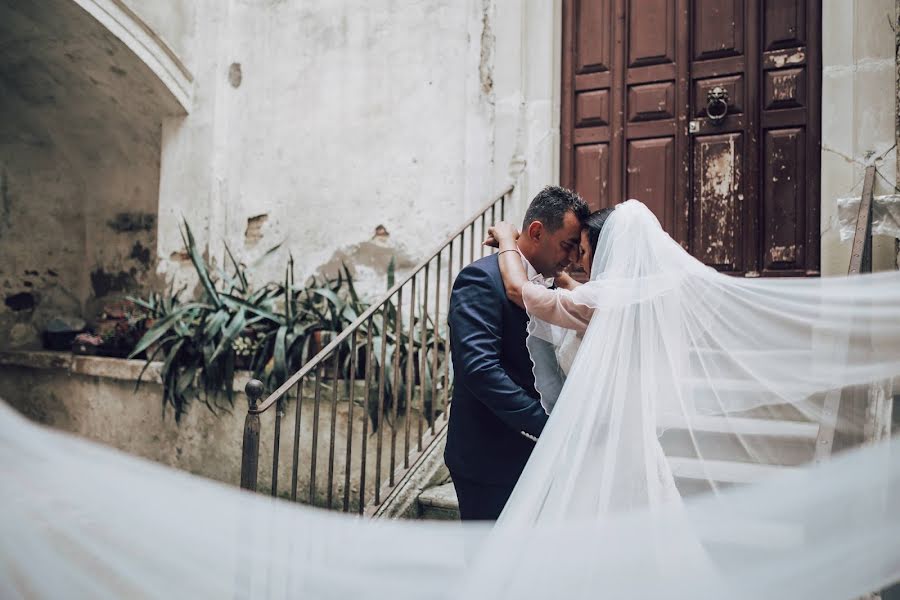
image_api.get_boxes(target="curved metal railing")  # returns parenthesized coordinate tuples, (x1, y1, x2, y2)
(239, 187, 512, 513)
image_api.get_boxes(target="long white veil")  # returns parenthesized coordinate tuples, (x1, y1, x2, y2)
(2, 401, 899, 599)
(3, 199, 900, 598)
(511, 199, 900, 523)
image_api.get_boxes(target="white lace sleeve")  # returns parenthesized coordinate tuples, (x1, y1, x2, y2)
(521, 282, 593, 335)
(522, 282, 591, 414)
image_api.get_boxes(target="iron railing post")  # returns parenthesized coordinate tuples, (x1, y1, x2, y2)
(240, 379, 265, 491)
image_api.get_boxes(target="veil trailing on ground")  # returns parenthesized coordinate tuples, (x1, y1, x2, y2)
(3, 199, 900, 598)
(512, 199, 900, 523)
(2, 401, 899, 599)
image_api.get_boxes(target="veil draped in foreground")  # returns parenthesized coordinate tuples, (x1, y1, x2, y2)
(3, 199, 900, 599)
(2, 401, 899, 599)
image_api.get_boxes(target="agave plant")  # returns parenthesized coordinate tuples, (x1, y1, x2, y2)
(129, 219, 448, 426)
(358, 258, 449, 431)
(129, 220, 281, 421)
(373, 307, 448, 431)
(243, 255, 361, 391)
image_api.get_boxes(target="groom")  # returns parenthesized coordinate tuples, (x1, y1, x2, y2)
(444, 186, 588, 520)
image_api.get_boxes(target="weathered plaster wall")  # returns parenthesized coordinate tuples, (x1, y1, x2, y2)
(0, 0, 189, 348)
(489, 0, 563, 220)
(0, 108, 85, 346)
(157, 0, 475, 294)
(820, 0, 899, 275)
(153, 0, 560, 297)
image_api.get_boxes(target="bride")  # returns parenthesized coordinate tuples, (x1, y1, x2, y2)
(490, 199, 900, 524)
(3, 200, 900, 599)
(488, 200, 684, 524)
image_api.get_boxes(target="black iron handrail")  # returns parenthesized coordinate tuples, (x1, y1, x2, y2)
(239, 187, 512, 513)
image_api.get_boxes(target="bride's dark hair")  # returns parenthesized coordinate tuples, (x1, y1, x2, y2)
(585, 207, 616, 257)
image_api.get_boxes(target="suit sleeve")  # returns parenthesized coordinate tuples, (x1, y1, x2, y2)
(449, 266, 548, 437)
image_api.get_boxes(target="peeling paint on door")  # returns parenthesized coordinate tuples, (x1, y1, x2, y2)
(694, 134, 742, 270)
(768, 244, 798, 263)
(767, 48, 806, 69)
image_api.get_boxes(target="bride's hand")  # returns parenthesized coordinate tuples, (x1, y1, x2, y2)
(484, 221, 519, 248)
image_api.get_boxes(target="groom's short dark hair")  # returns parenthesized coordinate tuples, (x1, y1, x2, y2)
(522, 186, 589, 231)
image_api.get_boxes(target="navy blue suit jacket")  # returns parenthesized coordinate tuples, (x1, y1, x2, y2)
(444, 253, 549, 486)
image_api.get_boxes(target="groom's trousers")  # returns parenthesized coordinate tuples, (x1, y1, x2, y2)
(450, 473, 517, 521)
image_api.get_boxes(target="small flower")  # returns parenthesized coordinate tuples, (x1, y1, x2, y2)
(74, 333, 104, 346)
(233, 335, 257, 358)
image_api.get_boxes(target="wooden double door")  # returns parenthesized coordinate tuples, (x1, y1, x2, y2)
(561, 0, 821, 276)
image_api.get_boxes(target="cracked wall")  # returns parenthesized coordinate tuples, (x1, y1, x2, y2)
(820, 0, 899, 275)
(0, 126, 85, 347)
(0, 0, 177, 348)
(156, 0, 481, 293)
(154, 0, 559, 296)
(489, 0, 562, 219)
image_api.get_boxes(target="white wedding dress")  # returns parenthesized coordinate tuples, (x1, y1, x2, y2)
(3, 200, 900, 599)
(503, 200, 900, 523)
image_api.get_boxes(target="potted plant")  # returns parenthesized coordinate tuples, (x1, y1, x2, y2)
(72, 333, 104, 356)
(43, 316, 86, 351)
(94, 300, 150, 359)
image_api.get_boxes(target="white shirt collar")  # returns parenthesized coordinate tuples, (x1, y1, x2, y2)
(517, 247, 554, 288)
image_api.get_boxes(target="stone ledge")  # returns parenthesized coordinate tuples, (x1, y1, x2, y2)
(0, 350, 253, 391)
(0, 350, 72, 371)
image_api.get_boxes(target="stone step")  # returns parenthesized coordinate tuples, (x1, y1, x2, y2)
(417, 415, 817, 519)
(657, 414, 819, 439)
(416, 482, 459, 520)
(658, 415, 819, 467)
(417, 456, 794, 519)
(668, 456, 792, 484)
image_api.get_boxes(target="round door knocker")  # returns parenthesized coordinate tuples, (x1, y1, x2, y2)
(705, 87, 729, 124)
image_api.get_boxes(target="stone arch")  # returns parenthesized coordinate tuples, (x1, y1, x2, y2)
(70, 0, 193, 114)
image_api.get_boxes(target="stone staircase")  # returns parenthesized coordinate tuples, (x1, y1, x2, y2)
(411, 408, 828, 521)
(371, 427, 457, 520)
(658, 410, 821, 496)
(409, 372, 900, 520)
